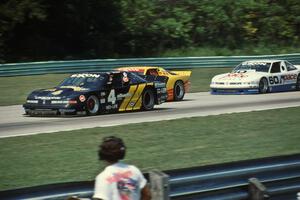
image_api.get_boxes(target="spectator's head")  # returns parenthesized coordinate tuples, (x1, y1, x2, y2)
(98, 136, 126, 163)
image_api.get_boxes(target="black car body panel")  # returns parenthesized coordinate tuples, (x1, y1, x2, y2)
(23, 72, 168, 115)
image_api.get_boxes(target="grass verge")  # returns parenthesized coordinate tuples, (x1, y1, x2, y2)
(0, 106, 300, 190)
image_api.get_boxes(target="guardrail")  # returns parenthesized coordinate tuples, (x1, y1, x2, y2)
(0, 154, 299, 200)
(1, 53, 300, 77)
(162, 153, 300, 200)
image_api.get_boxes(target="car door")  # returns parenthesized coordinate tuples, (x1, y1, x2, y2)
(268, 61, 283, 91)
(282, 61, 299, 90)
(268, 61, 297, 92)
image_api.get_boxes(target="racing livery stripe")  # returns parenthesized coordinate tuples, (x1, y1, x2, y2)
(132, 83, 148, 110)
(127, 83, 146, 111)
(167, 88, 174, 101)
(184, 80, 191, 93)
(119, 85, 138, 111)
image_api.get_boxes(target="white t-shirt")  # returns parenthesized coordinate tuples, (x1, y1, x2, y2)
(93, 162, 147, 200)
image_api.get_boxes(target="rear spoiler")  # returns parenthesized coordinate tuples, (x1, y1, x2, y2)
(170, 70, 192, 77)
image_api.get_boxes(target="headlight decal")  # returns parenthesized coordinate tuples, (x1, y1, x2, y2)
(51, 100, 69, 104)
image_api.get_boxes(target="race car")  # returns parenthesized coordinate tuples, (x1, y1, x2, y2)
(117, 66, 191, 101)
(23, 71, 168, 116)
(210, 60, 300, 94)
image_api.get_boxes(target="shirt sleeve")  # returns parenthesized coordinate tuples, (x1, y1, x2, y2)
(93, 173, 110, 200)
(133, 166, 147, 189)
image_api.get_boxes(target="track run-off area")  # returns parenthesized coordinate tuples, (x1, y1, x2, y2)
(1, 91, 300, 138)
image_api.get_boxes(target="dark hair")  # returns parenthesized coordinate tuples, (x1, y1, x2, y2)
(98, 136, 126, 162)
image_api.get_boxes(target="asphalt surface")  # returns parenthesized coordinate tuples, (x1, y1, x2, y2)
(1, 91, 300, 138)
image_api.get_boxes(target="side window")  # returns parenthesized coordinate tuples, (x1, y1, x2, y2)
(112, 74, 123, 88)
(285, 61, 297, 71)
(146, 69, 158, 76)
(128, 72, 146, 84)
(280, 61, 286, 72)
(270, 62, 281, 73)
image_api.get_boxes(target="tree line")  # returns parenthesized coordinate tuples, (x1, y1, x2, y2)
(0, 0, 299, 63)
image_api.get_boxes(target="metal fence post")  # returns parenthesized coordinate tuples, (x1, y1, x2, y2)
(149, 170, 170, 200)
(248, 178, 269, 200)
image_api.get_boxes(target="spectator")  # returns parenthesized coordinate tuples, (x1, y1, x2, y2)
(93, 136, 151, 200)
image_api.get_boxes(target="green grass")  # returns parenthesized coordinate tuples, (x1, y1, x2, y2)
(0, 68, 230, 106)
(0, 74, 69, 106)
(189, 67, 230, 92)
(0, 106, 300, 191)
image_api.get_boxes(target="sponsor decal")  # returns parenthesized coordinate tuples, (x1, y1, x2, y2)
(79, 95, 86, 102)
(71, 73, 100, 78)
(52, 90, 63, 95)
(282, 74, 297, 81)
(60, 86, 88, 91)
(106, 104, 118, 110)
(117, 93, 131, 98)
(154, 82, 166, 87)
(44, 88, 56, 92)
(35, 96, 61, 100)
(244, 61, 267, 66)
(122, 72, 129, 83)
(226, 73, 248, 78)
(100, 98, 105, 104)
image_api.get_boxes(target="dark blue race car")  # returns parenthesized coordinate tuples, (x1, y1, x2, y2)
(23, 71, 167, 116)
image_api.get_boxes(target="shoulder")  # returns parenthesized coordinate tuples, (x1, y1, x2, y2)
(127, 164, 142, 173)
(95, 166, 112, 181)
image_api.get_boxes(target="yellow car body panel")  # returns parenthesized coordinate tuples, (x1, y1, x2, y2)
(117, 66, 191, 101)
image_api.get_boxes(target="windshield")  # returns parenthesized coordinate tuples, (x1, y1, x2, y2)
(128, 72, 147, 83)
(58, 73, 108, 89)
(233, 62, 271, 73)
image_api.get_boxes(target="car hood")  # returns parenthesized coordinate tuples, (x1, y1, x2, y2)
(212, 71, 265, 82)
(28, 86, 91, 99)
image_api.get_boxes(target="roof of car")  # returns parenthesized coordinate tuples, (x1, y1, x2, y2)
(117, 66, 160, 72)
(242, 59, 284, 63)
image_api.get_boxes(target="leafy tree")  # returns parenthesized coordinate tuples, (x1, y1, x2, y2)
(0, 0, 300, 62)
(0, 0, 47, 62)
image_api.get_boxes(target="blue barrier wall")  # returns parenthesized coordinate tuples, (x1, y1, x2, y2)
(1, 53, 300, 77)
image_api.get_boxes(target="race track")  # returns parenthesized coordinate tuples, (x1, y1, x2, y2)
(1, 91, 300, 138)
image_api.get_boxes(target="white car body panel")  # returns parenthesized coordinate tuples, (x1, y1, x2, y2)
(210, 60, 300, 94)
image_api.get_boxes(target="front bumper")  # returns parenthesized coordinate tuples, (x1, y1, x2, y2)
(23, 103, 85, 115)
(210, 88, 259, 95)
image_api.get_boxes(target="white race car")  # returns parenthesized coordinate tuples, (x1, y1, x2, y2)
(210, 60, 300, 94)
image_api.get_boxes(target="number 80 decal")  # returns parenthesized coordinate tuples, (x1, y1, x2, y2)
(269, 76, 282, 85)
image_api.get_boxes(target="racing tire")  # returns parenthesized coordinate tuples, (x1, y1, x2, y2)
(86, 95, 100, 115)
(296, 75, 300, 91)
(173, 81, 185, 101)
(258, 78, 269, 94)
(142, 88, 155, 111)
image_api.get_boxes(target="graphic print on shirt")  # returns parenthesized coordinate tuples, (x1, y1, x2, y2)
(106, 170, 138, 200)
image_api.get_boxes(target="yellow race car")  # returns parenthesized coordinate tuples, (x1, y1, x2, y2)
(117, 66, 191, 101)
